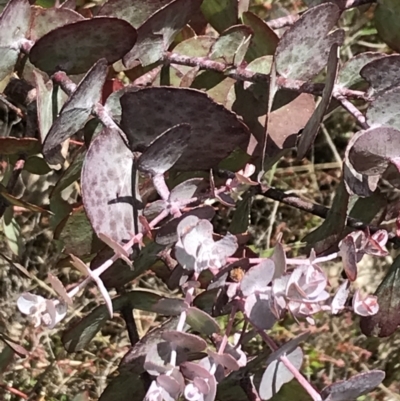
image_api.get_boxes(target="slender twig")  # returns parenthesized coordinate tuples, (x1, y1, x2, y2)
(334, 94, 369, 129)
(0, 157, 26, 218)
(0, 93, 25, 118)
(266, 0, 376, 30)
(259, 186, 400, 247)
(163, 52, 370, 101)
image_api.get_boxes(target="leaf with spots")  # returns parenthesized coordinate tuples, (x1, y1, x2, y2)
(29, 17, 137, 74)
(28, 6, 84, 41)
(275, 3, 344, 81)
(120, 87, 250, 171)
(337, 52, 384, 90)
(0, 0, 31, 81)
(123, 0, 202, 67)
(98, 0, 173, 28)
(297, 44, 339, 159)
(42, 59, 108, 163)
(81, 127, 142, 245)
(366, 86, 400, 131)
(321, 371, 385, 401)
(361, 55, 400, 95)
(347, 126, 400, 179)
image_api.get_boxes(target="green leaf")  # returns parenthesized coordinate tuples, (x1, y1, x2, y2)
(62, 290, 164, 352)
(297, 43, 339, 159)
(2, 207, 24, 257)
(24, 156, 51, 175)
(51, 148, 86, 197)
(303, 179, 349, 254)
(100, 241, 166, 288)
(242, 11, 279, 62)
(186, 306, 220, 335)
(99, 373, 145, 401)
(201, 0, 238, 33)
(209, 25, 252, 66)
(0, 137, 41, 156)
(374, 0, 400, 52)
(360, 254, 400, 337)
(55, 206, 100, 257)
(229, 192, 252, 234)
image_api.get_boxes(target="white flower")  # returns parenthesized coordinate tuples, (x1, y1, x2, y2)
(17, 292, 67, 329)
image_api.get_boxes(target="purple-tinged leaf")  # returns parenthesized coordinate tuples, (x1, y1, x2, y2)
(157, 372, 184, 401)
(156, 206, 215, 246)
(29, 6, 84, 41)
(343, 130, 380, 196)
(123, 0, 202, 67)
(360, 254, 400, 337)
(331, 280, 350, 314)
(242, 11, 279, 62)
(275, 3, 343, 81)
(0, 0, 31, 81)
(361, 55, 400, 95)
(374, 0, 400, 53)
(162, 331, 207, 352)
(0, 333, 29, 357)
(244, 292, 276, 330)
(180, 360, 212, 380)
(82, 127, 142, 244)
(337, 52, 384, 89)
(348, 126, 400, 177)
(240, 259, 275, 297)
(208, 350, 240, 371)
(200, 0, 238, 33)
(367, 87, 400, 131)
(353, 290, 379, 317)
(98, 233, 132, 266)
(30, 17, 137, 74)
(297, 43, 339, 159)
(138, 123, 191, 175)
(42, 59, 108, 162)
(339, 236, 358, 281)
(259, 347, 303, 400)
(98, 0, 172, 28)
(169, 178, 206, 203)
(47, 273, 72, 305)
(63, 290, 164, 352)
(321, 370, 385, 401)
(120, 87, 250, 171)
(186, 306, 220, 335)
(70, 254, 113, 319)
(209, 25, 252, 66)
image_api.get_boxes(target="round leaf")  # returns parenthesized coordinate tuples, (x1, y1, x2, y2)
(120, 87, 250, 171)
(30, 17, 137, 74)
